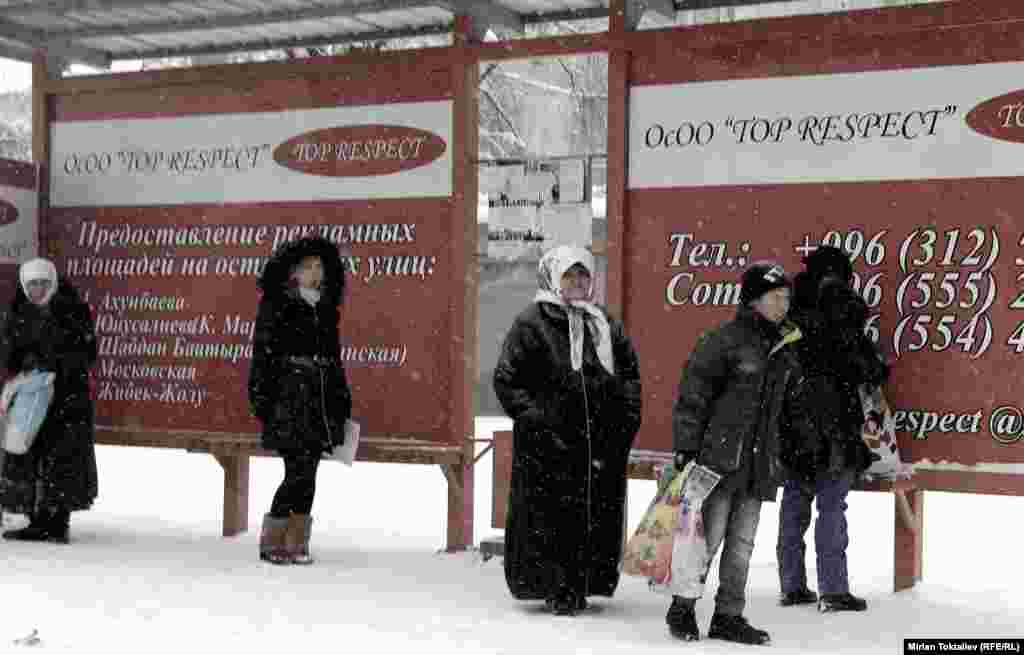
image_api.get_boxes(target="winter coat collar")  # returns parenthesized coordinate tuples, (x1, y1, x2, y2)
(734, 305, 801, 354)
(282, 287, 324, 310)
(772, 320, 802, 356)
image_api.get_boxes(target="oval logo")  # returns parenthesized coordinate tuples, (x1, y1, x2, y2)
(966, 90, 1024, 143)
(0, 199, 19, 227)
(273, 125, 447, 177)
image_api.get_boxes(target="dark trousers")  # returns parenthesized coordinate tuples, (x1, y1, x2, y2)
(269, 451, 320, 517)
(777, 470, 854, 595)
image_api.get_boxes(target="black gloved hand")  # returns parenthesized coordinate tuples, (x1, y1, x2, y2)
(674, 450, 699, 470)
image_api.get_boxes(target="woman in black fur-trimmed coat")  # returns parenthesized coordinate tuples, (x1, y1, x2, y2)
(1, 258, 97, 544)
(248, 236, 351, 565)
(494, 245, 642, 616)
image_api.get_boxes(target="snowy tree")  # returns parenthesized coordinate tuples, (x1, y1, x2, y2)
(0, 89, 31, 161)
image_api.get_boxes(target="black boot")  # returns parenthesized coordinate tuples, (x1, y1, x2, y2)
(2, 514, 50, 542)
(666, 596, 699, 641)
(818, 593, 868, 613)
(46, 509, 70, 544)
(707, 613, 771, 645)
(547, 589, 578, 616)
(779, 587, 818, 606)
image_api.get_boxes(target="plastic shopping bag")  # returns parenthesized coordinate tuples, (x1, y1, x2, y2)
(328, 419, 361, 466)
(2, 370, 56, 455)
(622, 460, 721, 598)
(859, 385, 914, 481)
(621, 462, 681, 585)
(667, 462, 722, 598)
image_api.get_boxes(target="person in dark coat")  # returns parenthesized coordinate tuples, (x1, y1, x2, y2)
(493, 245, 642, 616)
(248, 236, 352, 565)
(1, 257, 98, 544)
(668, 261, 810, 645)
(776, 245, 889, 613)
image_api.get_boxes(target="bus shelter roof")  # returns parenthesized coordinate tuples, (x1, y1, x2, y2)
(0, 0, 793, 69)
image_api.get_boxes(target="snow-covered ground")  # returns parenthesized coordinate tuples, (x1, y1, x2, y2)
(2, 417, 1022, 654)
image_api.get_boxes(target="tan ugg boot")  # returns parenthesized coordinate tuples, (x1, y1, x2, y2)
(286, 514, 315, 565)
(259, 514, 292, 565)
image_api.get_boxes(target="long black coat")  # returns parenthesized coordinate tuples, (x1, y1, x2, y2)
(248, 237, 352, 455)
(493, 302, 642, 600)
(782, 272, 889, 482)
(672, 307, 804, 502)
(0, 277, 98, 514)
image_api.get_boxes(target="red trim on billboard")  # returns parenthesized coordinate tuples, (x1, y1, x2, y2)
(629, 21, 1024, 86)
(0, 158, 36, 189)
(53, 69, 452, 122)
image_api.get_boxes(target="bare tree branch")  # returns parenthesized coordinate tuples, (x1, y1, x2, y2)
(557, 59, 578, 96)
(480, 86, 523, 149)
(480, 62, 501, 83)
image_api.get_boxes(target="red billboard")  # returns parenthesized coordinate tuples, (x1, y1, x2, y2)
(623, 17, 1024, 479)
(44, 58, 467, 444)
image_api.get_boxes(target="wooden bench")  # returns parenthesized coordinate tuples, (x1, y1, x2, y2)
(484, 431, 922, 591)
(95, 426, 474, 550)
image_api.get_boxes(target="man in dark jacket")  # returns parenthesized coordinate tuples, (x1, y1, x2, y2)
(776, 246, 889, 613)
(666, 261, 803, 645)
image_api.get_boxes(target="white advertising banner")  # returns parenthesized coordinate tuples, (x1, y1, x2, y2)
(0, 182, 37, 263)
(51, 101, 453, 207)
(482, 160, 592, 260)
(629, 61, 1024, 189)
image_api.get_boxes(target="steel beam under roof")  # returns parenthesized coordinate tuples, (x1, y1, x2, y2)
(24, 0, 447, 41)
(0, 0, 811, 67)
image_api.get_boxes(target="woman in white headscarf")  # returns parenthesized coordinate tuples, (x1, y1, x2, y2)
(493, 245, 642, 616)
(0, 257, 97, 544)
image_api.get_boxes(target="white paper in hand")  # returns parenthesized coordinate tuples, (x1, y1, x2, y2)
(331, 419, 360, 466)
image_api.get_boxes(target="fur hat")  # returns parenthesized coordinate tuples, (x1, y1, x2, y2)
(739, 261, 791, 306)
(802, 245, 853, 283)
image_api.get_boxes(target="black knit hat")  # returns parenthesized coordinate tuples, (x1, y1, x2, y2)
(739, 261, 791, 306)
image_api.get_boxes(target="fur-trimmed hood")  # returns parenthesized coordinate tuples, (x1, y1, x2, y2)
(257, 236, 345, 305)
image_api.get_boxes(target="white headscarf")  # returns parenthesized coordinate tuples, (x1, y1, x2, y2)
(534, 245, 615, 374)
(19, 257, 57, 306)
